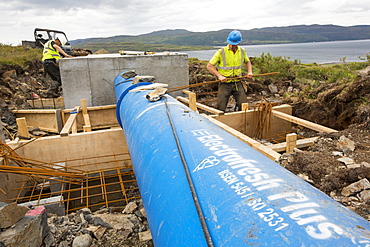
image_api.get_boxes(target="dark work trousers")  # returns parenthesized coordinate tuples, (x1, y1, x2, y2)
(217, 81, 247, 111)
(43, 61, 61, 84)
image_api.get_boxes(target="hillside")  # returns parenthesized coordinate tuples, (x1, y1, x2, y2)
(71, 24, 370, 53)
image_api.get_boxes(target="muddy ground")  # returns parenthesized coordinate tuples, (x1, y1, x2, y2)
(1, 60, 370, 245)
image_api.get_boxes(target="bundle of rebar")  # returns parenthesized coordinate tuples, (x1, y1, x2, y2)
(252, 101, 281, 140)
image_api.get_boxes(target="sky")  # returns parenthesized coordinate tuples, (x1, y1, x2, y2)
(0, 0, 369, 45)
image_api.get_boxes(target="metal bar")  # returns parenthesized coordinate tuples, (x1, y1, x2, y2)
(115, 154, 128, 204)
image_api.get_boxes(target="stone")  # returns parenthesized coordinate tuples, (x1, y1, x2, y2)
(139, 207, 147, 218)
(337, 135, 355, 153)
(0, 206, 48, 247)
(92, 216, 113, 229)
(109, 206, 125, 213)
(72, 234, 92, 247)
(146, 87, 167, 102)
(361, 162, 370, 168)
(332, 151, 343, 156)
(342, 178, 370, 196)
(122, 202, 137, 214)
(78, 208, 92, 215)
(93, 226, 106, 240)
(95, 214, 134, 230)
(132, 76, 156, 84)
(345, 164, 362, 169)
(360, 190, 370, 203)
(337, 157, 355, 165)
(268, 83, 278, 94)
(139, 230, 152, 242)
(0, 202, 29, 228)
(95, 208, 109, 214)
(2, 70, 16, 79)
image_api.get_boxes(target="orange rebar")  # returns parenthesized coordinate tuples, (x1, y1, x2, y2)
(167, 72, 280, 93)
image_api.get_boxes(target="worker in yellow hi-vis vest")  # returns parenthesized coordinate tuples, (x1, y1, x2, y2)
(207, 30, 253, 111)
(42, 37, 73, 95)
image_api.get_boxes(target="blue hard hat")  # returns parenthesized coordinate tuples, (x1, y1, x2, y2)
(227, 30, 242, 45)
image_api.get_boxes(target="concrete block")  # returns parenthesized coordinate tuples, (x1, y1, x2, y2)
(18, 195, 65, 216)
(60, 53, 189, 109)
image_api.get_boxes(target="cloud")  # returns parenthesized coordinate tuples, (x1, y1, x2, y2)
(0, 0, 369, 45)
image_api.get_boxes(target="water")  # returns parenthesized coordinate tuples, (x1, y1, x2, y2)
(181, 39, 370, 64)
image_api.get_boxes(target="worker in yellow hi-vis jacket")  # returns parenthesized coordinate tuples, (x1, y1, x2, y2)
(42, 37, 73, 95)
(207, 30, 253, 111)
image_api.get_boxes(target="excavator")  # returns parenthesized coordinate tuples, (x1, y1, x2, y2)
(22, 28, 92, 56)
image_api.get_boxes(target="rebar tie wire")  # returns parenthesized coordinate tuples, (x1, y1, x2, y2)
(164, 96, 214, 247)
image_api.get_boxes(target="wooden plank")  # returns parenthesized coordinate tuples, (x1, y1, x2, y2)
(80, 99, 92, 132)
(12, 109, 63, 133)
(269, 137, 318, 152)
(203, 115, 281, 161)
(62, 105, 118, 131)
(13, 128, 129, 173)
(27, 97, 65, 109)
(16, 117, 30, 139)
(176, 96, 224, 116)
(272, 110, 337, 133)
(286, 133, 297, 153)
(212, 105, 292, 139)
(60, 106, 80, 137)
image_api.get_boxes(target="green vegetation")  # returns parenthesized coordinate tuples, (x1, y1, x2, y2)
(244, 52, 369, 84)
(250, 53, 298, 79)
(0, 44, 41, 67)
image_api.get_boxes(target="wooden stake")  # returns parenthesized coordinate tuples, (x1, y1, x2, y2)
(16, 117, 30, 139)
(81, 99, 92, 132)
(286, 133, 297, 153)
(0, 120, 5, 143)
(242, 103, 249, 111)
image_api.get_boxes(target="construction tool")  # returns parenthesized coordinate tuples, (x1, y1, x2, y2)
(167, 72, 280, 93)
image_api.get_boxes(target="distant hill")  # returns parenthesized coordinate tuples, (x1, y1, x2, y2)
(70, 25, 370, 53)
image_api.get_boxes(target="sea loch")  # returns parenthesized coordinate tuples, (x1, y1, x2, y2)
(182, 39, 370, 64)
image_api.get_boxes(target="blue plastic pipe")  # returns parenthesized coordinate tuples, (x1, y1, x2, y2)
(114, 71, 370, 247)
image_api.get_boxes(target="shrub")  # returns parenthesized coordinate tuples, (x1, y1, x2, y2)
(249, 53, 297, 80)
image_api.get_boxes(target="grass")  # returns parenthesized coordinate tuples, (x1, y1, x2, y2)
(0, 44, 42, 67)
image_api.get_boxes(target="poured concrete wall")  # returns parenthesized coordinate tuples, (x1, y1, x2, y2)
(60, 53, 189, 108)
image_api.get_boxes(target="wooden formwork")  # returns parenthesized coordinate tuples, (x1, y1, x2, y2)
(2, 94, 338, 213)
